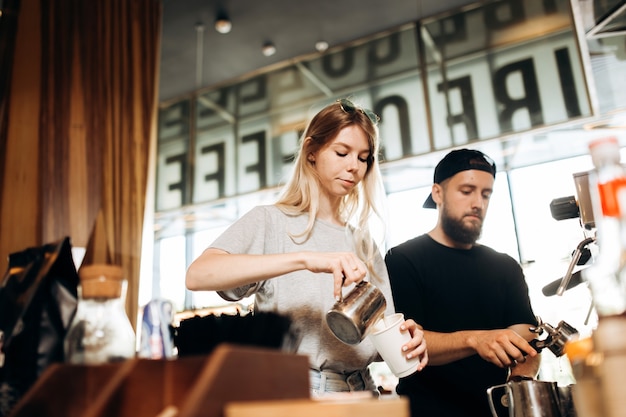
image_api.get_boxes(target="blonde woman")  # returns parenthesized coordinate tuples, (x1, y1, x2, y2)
(186, 99, 428, 396)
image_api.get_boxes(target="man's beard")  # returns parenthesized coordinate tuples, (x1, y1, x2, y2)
(441, 205, 483, 245)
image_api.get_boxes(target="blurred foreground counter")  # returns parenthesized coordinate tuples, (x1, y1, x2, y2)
(225, 395, 409, 417)
(7, 343, 408, 417)
(7, 344, 311, 417)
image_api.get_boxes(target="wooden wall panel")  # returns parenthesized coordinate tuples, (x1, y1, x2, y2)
(0, 0, 162, 327)
(0, 0, 42, 271)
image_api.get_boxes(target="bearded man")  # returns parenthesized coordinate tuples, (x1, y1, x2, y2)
(385, 149, 540, 417)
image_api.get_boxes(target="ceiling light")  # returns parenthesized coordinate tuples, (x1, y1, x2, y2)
(214, 12, 231, 34)
(315, 41, 329, 52)
(262, 42, 276, 57)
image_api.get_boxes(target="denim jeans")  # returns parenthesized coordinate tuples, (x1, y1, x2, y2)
(309, 368, 380, 398)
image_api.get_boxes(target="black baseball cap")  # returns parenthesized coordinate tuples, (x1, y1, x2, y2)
(423, 149, 497, 209)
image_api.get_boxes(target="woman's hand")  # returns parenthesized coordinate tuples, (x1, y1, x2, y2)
(400, 319, 429, 371)
(302, 251, 366, 300)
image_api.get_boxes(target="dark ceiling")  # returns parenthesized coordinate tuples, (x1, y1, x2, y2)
(158, 0, 479, 102)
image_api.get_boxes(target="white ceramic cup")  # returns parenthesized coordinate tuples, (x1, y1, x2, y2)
(367, 312, 420, 378)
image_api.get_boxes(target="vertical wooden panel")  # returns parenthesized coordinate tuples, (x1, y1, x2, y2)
(67, 41, 94, 250)
(0, 0, 42, 274)
(77, 0, 162, 326)
(0, 0, 22, 210)
(38, 0, 100, 251)
(40, 0, 76, 244)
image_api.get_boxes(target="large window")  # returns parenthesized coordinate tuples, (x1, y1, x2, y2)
(148, 0, 626, 386)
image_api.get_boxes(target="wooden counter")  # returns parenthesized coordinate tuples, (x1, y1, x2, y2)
(7, 344, 310, 417)
(225, 395, 410, 417)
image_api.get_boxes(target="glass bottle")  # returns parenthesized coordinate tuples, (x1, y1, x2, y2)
(65, 264, 136, 364)
(583, 136, 626, 417)
(583, 136, 626, 317)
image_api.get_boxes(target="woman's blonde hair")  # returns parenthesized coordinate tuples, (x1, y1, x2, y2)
(275, 99, 386, 281)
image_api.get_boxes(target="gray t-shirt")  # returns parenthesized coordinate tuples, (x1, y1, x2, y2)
(210, 205, 395, 373)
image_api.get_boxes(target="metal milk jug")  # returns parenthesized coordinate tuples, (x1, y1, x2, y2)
(325, 281, 386, 345)
(487, 380, 563, 417)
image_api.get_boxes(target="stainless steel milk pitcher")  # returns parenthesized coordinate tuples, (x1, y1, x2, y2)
(487, 380, 563, 417)
(325, 281, 386, 345)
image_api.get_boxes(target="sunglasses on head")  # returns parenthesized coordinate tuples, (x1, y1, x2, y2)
(337, 98, 380, 126)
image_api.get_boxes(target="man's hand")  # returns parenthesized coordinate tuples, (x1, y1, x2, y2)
(400, 319, 429, 371)
(468, 328, 538, 368)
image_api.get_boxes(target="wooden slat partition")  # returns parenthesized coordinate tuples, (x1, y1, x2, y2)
(8, 344, 311, 417)
(175, 344, 310, 417)
(7, 362, 125, 417)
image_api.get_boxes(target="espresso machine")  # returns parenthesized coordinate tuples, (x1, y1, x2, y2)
(486, 170, 600, 417)
(547, 169, 598, 324)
